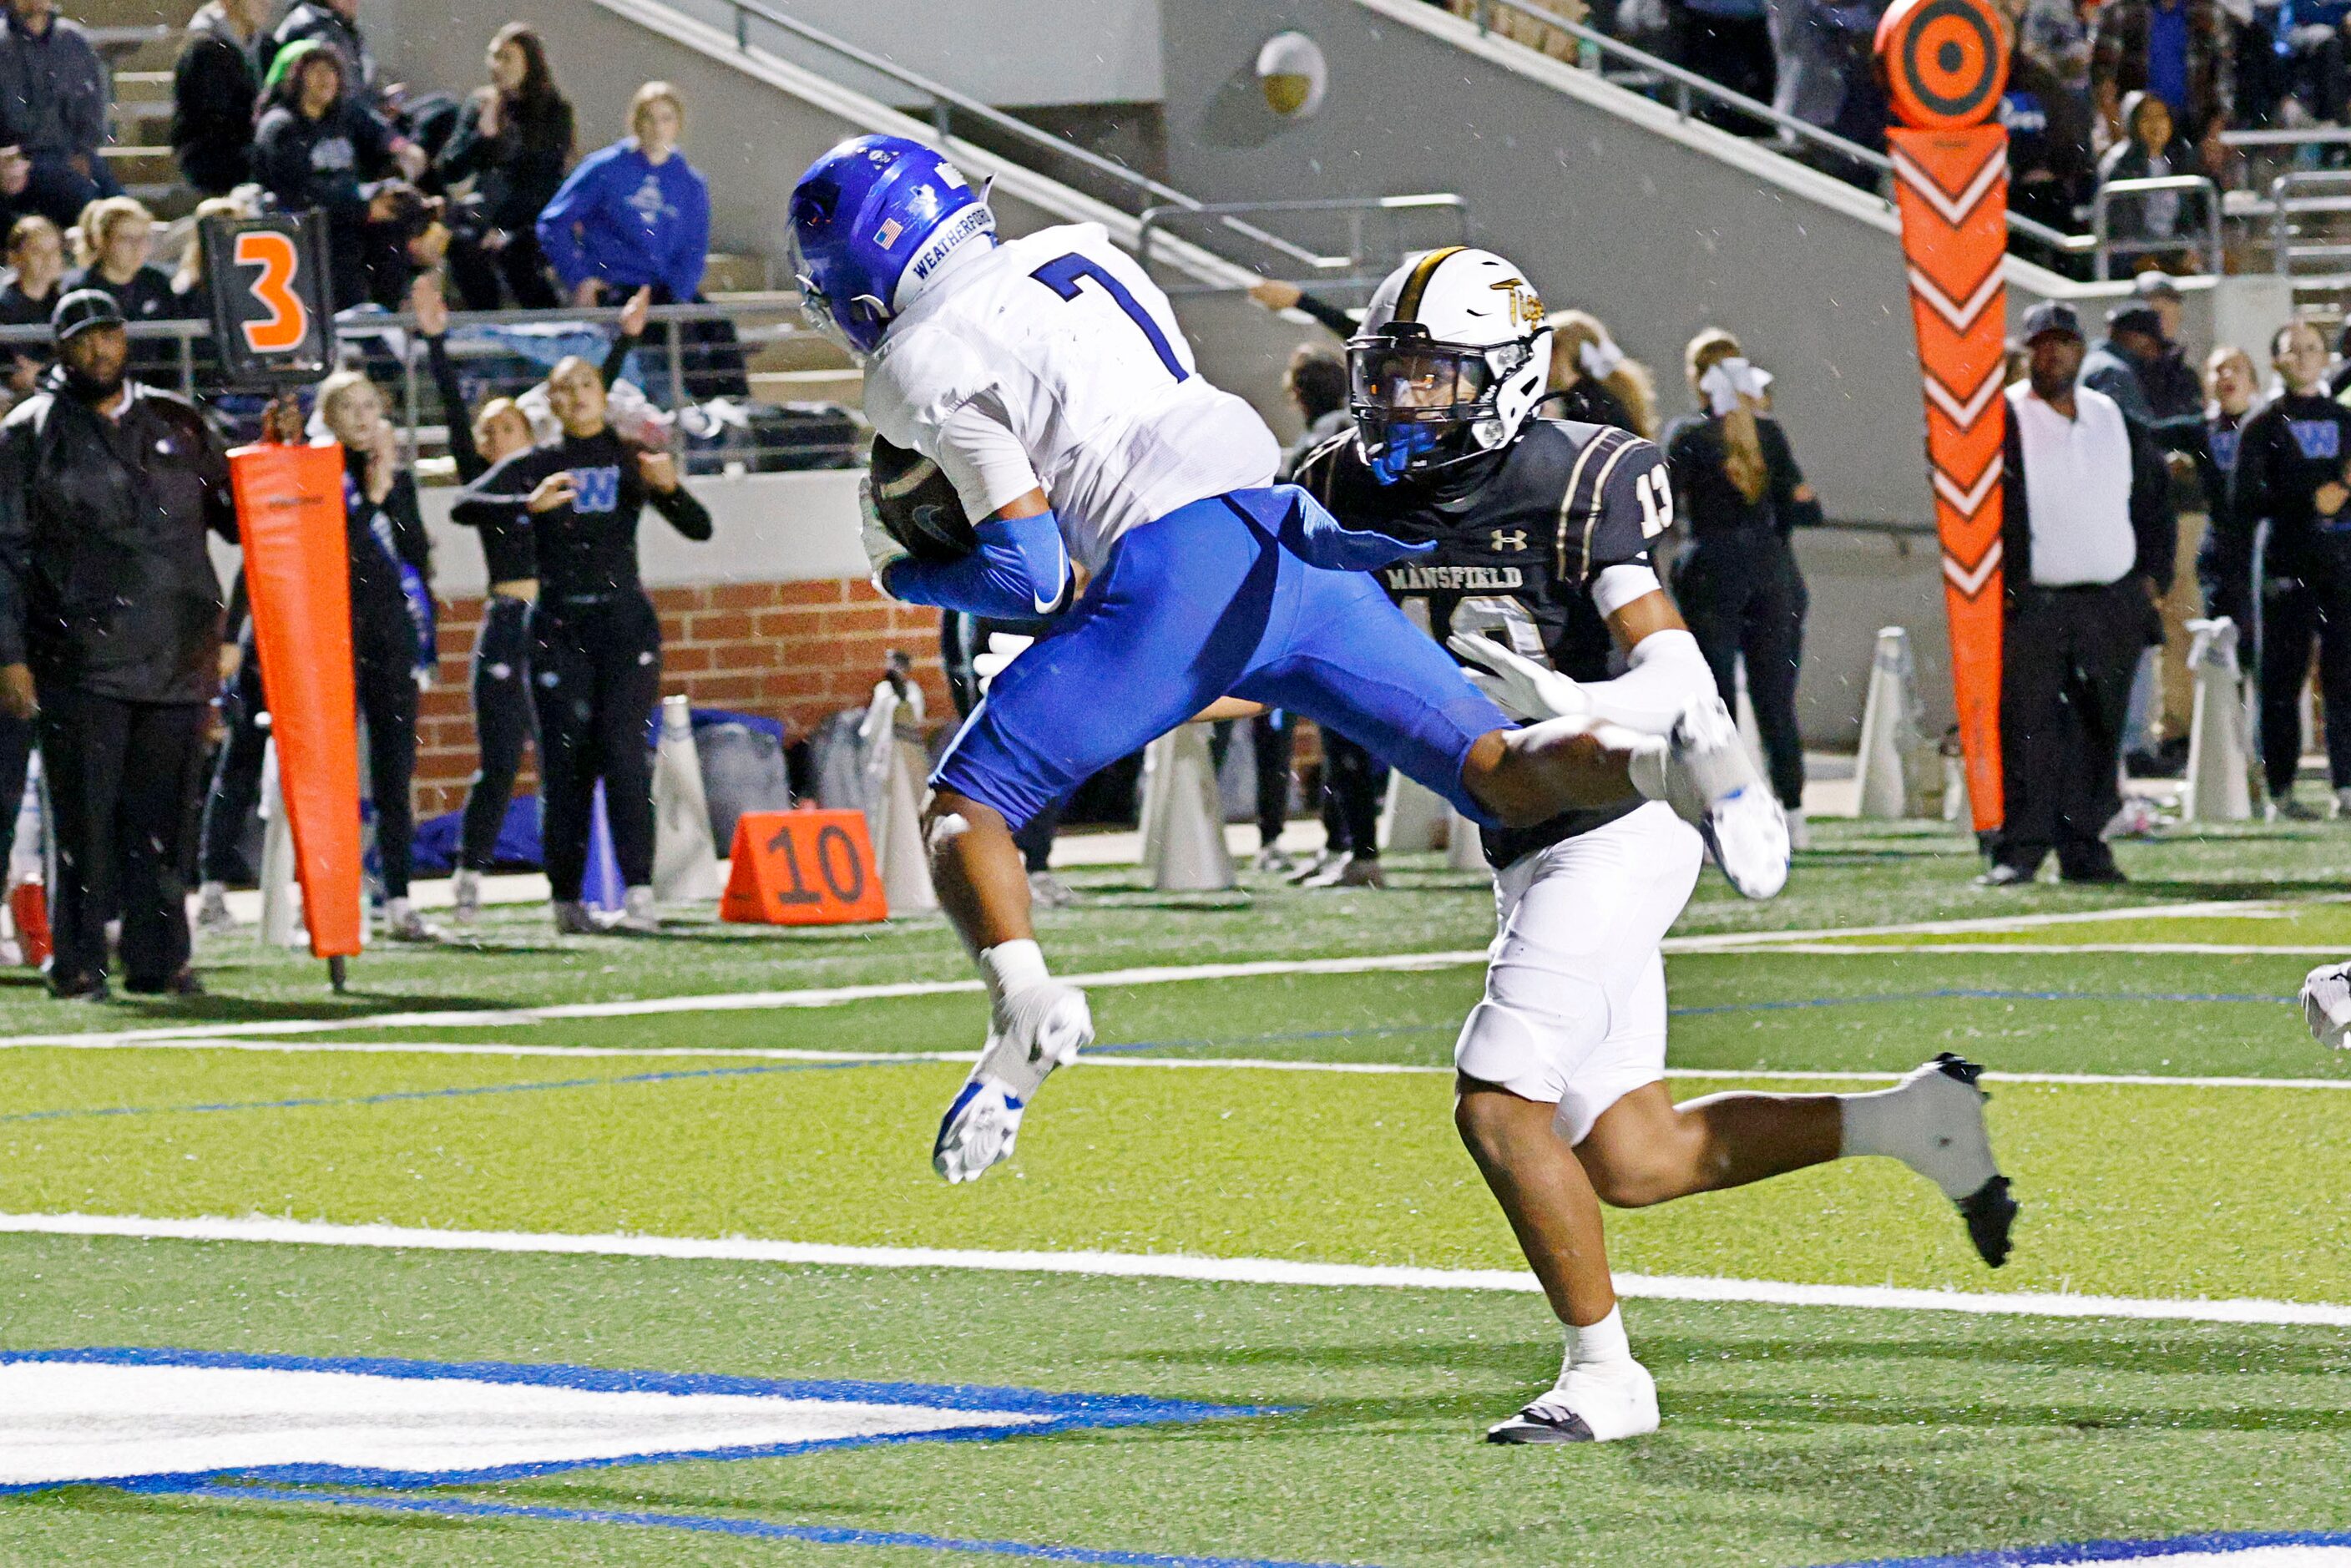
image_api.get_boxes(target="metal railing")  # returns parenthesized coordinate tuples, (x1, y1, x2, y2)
(1136, 195, 1472, 298)
(671, 0, 1322, 273)
(2267, 170, 2351, 282)
(2091, 175, 2223, 279)
(0, 299, 861, 475)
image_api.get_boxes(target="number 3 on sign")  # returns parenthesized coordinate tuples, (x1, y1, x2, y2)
(233, 230, 308, 354)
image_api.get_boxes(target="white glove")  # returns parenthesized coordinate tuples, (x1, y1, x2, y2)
(858, 473, 910, 595)
(1449, 632, 1591, 723)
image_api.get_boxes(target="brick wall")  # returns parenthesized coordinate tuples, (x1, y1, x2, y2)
(413, 579, 949, 819)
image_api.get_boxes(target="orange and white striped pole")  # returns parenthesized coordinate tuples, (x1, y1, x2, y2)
(1877, 0, 2011, 832)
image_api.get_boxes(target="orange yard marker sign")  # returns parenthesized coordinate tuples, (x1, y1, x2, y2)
(1878, 0, 2011, 831)
(720, 809, 890, 925)
(228, 439, 363, 960)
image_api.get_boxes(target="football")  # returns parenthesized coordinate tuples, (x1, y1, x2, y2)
(866, 435, 978, 564)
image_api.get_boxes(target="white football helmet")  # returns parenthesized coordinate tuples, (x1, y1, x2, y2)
(1350, 246, 1555, 480)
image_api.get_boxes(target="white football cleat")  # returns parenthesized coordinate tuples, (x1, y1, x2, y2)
(933, 981, 1093, 1183)
(1699, 785, 1790, 900)
(2302, 962, 2351, 1049)
(1486, 1360, 1660, 1444)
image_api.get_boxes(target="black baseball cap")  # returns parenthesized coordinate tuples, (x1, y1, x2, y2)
(2106, 302, 2165, 338)
(2018, 300, 2082, 343)
(51, 287, 124, 343)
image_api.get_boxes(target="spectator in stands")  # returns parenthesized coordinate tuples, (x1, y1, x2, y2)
(2000, 0, 2097, 232)
(538, 82, 706, 311)
(0, 141, 30, 233)
(267, 0, 382, 111)
(1665, 328, 1823, 846)
(1540, 311, 1658, 438)
(171, 0, 267, 197)
(1246, 276, 1357, 341)
(2272, 0, 2348, 126)
(63, 196, 197, 387)
(438, 24, 572, 311)
(251, 41, 427, 310)
(2083, 298, 2209, 453)
(0, 0, 119, 228)
(1985, 301, 2173, 885)
(2094, 94, 2212, 271)
(0, 211, 63, 399)
(1670, 0, 1777, 119)
(2090, 0, 2232, 160)
(2217, 320, 2351, 818)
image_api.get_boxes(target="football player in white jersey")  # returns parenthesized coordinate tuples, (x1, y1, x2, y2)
(786, 136, 1787, 1187)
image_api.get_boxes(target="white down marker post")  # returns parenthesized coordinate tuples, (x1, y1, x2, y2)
(1852, 626, 1925, 818)
(650, 695, 721, 903)
(859, 667, 938, 916)
(2182, 617, 2252, 822)
(1140, 723, 1236, 892)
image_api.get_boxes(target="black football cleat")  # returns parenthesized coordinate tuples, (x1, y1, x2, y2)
(1485, 1405, 1596, 1444)
(1959, 1174, 2019, 1268)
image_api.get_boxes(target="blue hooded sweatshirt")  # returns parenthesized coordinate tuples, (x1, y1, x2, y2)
(535, 137, 710, 301)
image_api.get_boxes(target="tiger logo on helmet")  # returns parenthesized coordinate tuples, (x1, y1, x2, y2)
(1348, 246, 1555, 483)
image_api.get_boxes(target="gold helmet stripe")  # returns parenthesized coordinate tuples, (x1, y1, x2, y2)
(1393, 245, 1467, 324)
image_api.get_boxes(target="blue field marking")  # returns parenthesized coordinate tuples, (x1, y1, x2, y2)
(0, 1347, 1276, 1494)
(0, 1054, 928, 1126)
(1819, 1528, 2351, 1565)
(163, 1484, 1378, 1567)
(1667, 987, 2297, 1018)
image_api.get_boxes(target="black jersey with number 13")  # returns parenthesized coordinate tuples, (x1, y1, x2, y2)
(1292, 417, 1676, 869)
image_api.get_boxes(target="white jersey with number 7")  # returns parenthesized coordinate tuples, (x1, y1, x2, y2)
(861, 223, 1281, 575)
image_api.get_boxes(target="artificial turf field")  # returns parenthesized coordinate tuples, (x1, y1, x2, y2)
(4, 818, 2351, 1566)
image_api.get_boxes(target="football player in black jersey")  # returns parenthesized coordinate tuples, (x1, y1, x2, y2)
(1293, 248, 2018, 1444)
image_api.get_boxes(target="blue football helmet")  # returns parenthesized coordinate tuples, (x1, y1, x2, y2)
(788, 134, 996, 355)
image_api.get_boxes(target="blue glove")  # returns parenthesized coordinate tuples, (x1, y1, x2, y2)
(1276, 487, 1434, 573)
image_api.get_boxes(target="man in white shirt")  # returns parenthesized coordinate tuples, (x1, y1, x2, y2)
(1984, 301, 2176, 886)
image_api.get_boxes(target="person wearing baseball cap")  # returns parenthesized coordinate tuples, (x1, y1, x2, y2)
(1981, 296, 2177, 887)
(0, 281, 239, 998)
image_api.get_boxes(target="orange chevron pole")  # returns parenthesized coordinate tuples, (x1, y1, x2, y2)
(1878, 0, 2011, 831)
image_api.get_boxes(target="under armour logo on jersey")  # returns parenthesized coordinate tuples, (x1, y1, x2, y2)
(1490, 529, 1529, 552)
(2292, 420, 2343, 462)
(571, 467, 621, 513)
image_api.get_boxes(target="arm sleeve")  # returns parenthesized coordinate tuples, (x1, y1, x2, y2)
(455, 450, 541, 511)
(2128, 418, 2178, 590)
(1291, 291, 1358, 340)
(882, 508, 1071, 620)
(533, 153, 598, 291)
(646, 477, 713, 541)
(425, 335, 486, 483)
(1577, 628, 1717, 736)
(931, 396, 1044, 522)
(388, 473, 431, 576)
(599, 330, 640, 390)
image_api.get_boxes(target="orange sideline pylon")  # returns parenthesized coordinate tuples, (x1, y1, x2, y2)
(227, 439, 363, 960)
(1878, 0, 2011, 830)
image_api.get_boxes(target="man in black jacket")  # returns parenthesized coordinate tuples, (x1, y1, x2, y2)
(170, 0, 267, 196)
(1985, 301, 2177, 887)
(0, 291, 237, 997)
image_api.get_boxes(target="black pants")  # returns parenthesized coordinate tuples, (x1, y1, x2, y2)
(1252, 710, 1296, 847)
(38, 687, 206, 989)
(1997, 579, 2152, 876)
(447, 228, 560, 312)
(199, 629, 418, 897)
(533, 592, 660, 901)
(2257, 578, 2351, 795)
(940, 610, 1061, 872)
(1319, 729, 1385, 856)
(459, 594, 537, 871)
(1675, 534, 1809, 809)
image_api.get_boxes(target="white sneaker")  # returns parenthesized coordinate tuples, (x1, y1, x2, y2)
(2303, 961, 2351, 1049)
(381, 897, 440, 942)
(1026, 870, 1078, 910)
(933, 981, 1094, 1183)
(451, 868, 483, 927)
(550, 899, 597, 935)
(1251, 844, 1295, 873)
(1844, 1053, 2017, 1267)
(1786, 807, 1811, 852)
(1486, 1359, 1660, 1444)
(613, 886, 660, 933)
(195, 880, 235, 932)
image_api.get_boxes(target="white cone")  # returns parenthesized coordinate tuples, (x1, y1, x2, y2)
(1145, 723, 1235, 891)
(651, 695, 721, 903)
(859, 677, 938, 915)
(1853, 626, 1925, 819)
(256, 739, 303, 948)
(1378, 769, 1450, 852)
(1446, 806, 1488, 870)
(2182, 617, 2253, 822)
(1136, 729, 1169, 869)
(8, 750, 42, 890)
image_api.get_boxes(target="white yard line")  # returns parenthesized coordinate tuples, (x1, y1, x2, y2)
(3, 1211, 2343, 1328)
(1707, 943, 2348, 957)
(5, 1037, 2346, 1091)
(1659, 894, 2348, 949)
